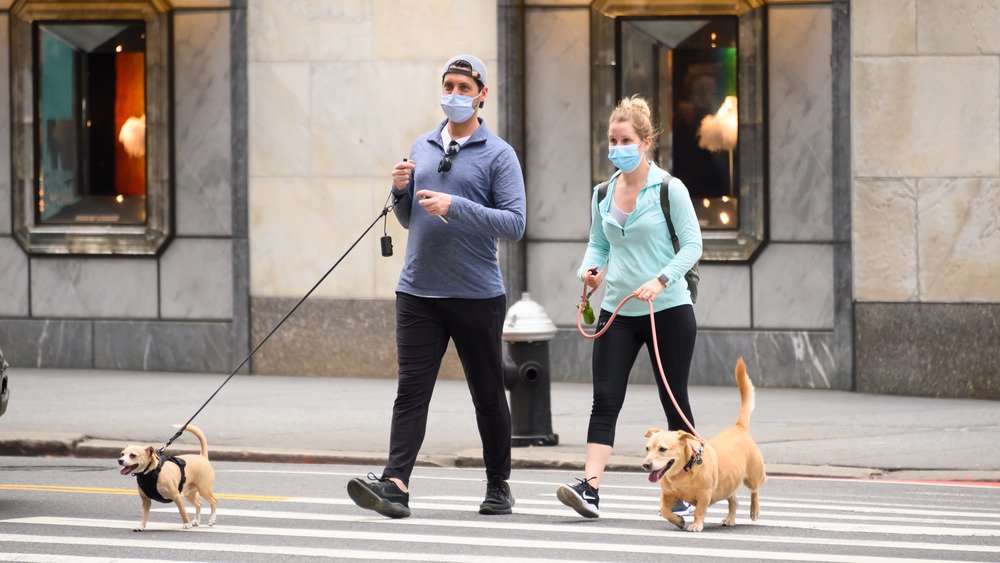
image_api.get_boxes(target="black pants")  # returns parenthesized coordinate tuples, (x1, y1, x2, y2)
(384, 292, 511, 486)
(588, 305, 697, 446)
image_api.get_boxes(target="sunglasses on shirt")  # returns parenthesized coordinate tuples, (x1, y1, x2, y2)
(438, 140, 460, 173)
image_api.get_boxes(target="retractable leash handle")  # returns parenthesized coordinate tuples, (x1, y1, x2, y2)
(574, 277, 705, 444)
(158, 201, 398, 455)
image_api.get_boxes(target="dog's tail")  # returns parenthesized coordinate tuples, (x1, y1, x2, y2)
(734, 357, 755, 430)
(184, 425, 210, 459)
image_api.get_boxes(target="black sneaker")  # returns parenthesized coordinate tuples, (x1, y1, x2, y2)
(671, 499, 693, 516)
(556, 477, 600, 518)
(479, 476, 514, 515)
(347, 473, 410, 518)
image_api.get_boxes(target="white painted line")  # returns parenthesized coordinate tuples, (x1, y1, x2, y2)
(0, 533, 576, 563)
(0, 520, 976, 563)
(0, 554, 183, 563)
(141, 506, 1000, 555)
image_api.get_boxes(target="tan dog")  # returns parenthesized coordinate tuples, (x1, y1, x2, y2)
(117, 425, 218, 531)
(642, 357, 766, 532)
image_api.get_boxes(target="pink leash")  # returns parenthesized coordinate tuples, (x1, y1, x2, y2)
(576, 272, 704, 444)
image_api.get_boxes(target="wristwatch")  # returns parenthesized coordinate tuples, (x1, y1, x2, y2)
(657, 273, 669, 287)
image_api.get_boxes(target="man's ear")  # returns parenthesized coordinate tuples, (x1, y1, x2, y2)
(478, 85, 489, 108)
(644, 427, 663, 438)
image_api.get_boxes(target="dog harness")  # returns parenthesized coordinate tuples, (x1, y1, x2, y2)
(135, 456, 187, 503)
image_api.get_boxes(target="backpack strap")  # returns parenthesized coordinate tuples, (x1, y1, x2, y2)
(659, 174, 681, 254)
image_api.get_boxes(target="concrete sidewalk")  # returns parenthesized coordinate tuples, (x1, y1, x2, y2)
(1, 368, 998, 482)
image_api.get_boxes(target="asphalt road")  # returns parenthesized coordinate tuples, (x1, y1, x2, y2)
(1, 456, 998, 561)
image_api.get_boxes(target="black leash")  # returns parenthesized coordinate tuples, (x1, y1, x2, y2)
(158, 195, 401, 454)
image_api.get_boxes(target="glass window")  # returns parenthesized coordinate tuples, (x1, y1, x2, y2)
(618, 17, 739, 230)
(10, 0, 170, 255)
(591, 0, 766, 261)
(35, 21, 148, 226)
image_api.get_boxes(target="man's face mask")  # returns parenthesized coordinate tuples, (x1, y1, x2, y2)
(440, 90, 481, 123)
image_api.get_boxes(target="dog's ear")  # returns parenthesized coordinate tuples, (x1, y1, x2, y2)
(644, 427, 663, 438)
(678, 431, 698, 444)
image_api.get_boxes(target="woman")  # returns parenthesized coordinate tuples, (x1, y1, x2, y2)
(557, 96, 703, 518)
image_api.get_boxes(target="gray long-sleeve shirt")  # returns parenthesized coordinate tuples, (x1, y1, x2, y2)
(392, 119, 526, 299)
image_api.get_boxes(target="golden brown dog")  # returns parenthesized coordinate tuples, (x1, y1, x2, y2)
(642, 357, 766, 532)
(117, 425, 218, 531)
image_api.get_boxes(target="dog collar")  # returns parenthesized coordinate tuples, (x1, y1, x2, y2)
(135, 456, 187, 503)
(683, 442, 704, 473)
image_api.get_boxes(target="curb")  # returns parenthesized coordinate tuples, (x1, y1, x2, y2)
(3, 438, 999, 483)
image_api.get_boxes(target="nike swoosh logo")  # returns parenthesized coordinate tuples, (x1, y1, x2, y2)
(582, 493, 597, 501)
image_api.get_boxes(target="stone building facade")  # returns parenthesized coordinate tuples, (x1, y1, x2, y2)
(0, 0, 996, 399)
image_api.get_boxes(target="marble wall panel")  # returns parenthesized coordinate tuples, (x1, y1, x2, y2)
(94, 321, 233, 373)
(856, 302, 1000, 399)
(548, 328, 843, 389)
(853, 179, 918, 301)
(851, 0, 916, 56)
(249, 177, 377, 299)
(0, 320, 93, 368)
(853, 57, 1000, 178)
(372, 0, 497, 61)
(31, 259, 158, 319)
(694, 264, 750, 329)
(0, 15, 9, 236)
(917, 178, 1000, 301)
(917, 0, 1000, 55)
(309, 61, 471, 178)
(249, 297, 466, 378)
(248, 62, 311, 177)
(752, 243, 834, 330)
(526, 241, 603, 328)
(768, 6, 833, 242)
(174, 12, 232, 236)
(524, 7, 592, 240)
(160, 239, 234, 320)
(0, 238, 28, 316)
(248, 0, 371, 63)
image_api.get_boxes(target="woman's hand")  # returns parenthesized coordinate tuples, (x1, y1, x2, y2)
(583, 267, 604, 290)
(634, 277, 666, 302)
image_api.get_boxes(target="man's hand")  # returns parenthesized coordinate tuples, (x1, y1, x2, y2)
(392, 160, 415, 190)
(416, 189, 452, 219)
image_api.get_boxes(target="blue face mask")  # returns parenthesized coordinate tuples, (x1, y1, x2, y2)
(440, 92, 480, 123)
(608, 144, 642, 173)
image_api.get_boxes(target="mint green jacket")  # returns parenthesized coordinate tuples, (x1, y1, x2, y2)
(577, 163, 703, 316)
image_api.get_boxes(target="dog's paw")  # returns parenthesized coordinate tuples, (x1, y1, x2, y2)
(722, 517, 736, 526)
(183, 522, 193, 530)
(208, 517, 217, 527)
(192, 520, 200, 527)
(686, 521, 704, 532)
(750, 506, 760, 521)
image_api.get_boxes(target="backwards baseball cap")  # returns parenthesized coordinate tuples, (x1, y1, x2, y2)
(442, 54, 488, 88)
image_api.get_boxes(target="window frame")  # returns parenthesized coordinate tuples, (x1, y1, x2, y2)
(590, 0, 767, 261)
(10, 0, 171, 255)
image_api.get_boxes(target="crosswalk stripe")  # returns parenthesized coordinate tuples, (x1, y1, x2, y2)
(0, 533, 568, 562)
(134, 506, 999, 555)
(1, 519, 976, 563)
(0, 484, 290, 501)
(0, 553, 185, 563)
(271, 497, 1000, 536)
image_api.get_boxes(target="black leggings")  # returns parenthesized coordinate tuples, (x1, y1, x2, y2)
(587, 305, 697, 446)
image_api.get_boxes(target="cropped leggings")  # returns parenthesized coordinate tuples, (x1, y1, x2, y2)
(587, 304, 697, 447)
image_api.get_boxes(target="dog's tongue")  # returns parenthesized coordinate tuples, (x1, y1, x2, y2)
(648, 467, 666, 483)
(120, 467, 131, 476)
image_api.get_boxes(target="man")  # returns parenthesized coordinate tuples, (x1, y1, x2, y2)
(347, 54, 526, 518)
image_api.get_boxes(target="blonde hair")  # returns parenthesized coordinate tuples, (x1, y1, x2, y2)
(609, 96, 658, 151)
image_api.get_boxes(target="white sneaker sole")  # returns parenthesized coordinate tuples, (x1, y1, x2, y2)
(556, 484, 599, 518)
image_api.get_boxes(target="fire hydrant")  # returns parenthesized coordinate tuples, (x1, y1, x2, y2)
(502, 293, 559, 447)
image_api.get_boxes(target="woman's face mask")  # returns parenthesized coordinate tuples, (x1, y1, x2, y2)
(440, 91, 481, 123)
(608, 144, 642, 173)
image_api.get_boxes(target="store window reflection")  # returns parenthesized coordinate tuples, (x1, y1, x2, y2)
(36, 21, 147, 225)
(618, 18, 738, 230)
